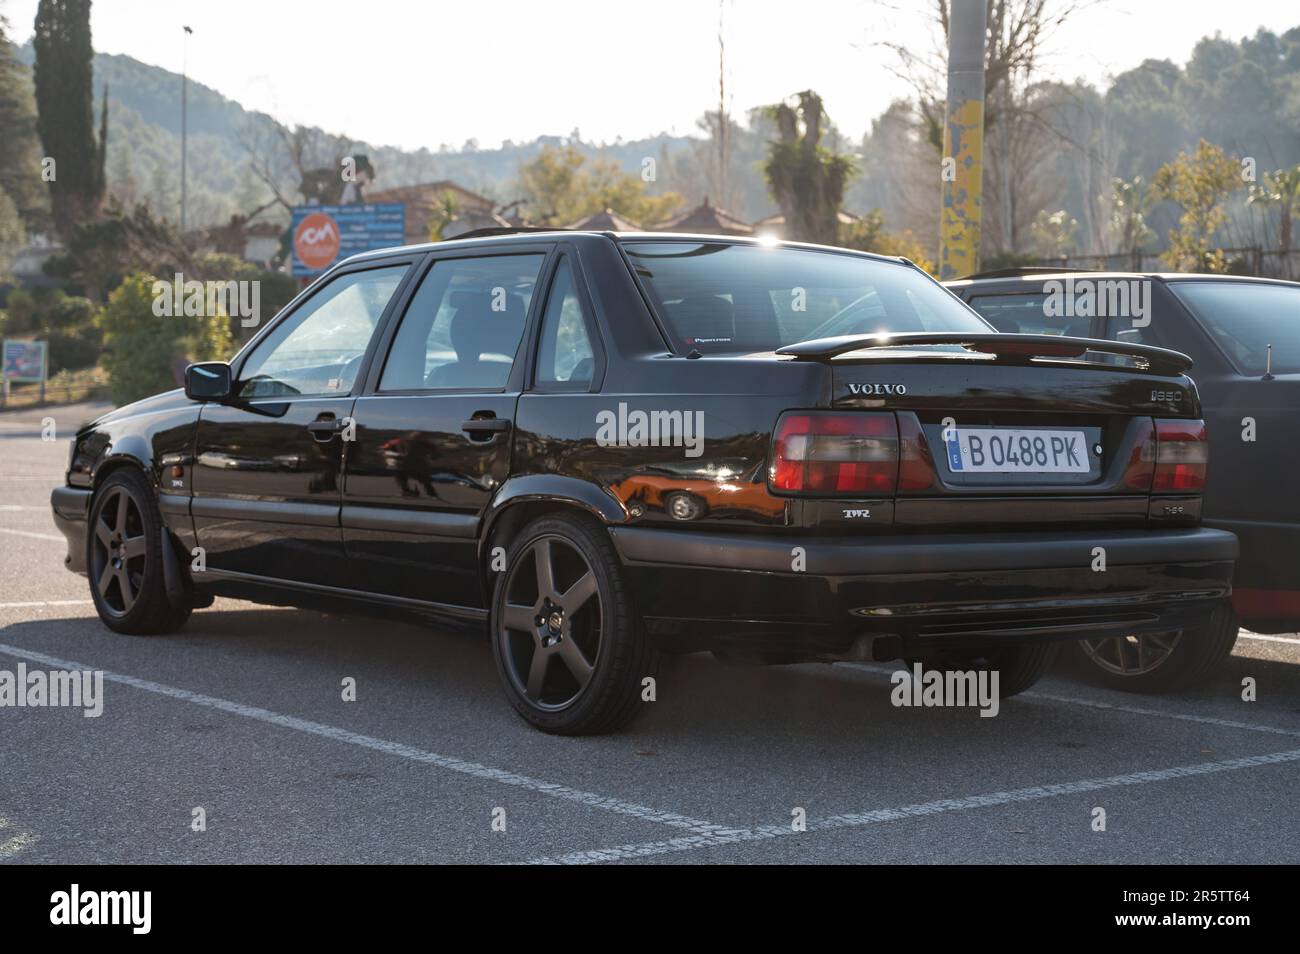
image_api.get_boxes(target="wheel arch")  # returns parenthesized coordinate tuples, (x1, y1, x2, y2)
(479, 475, 627, 582)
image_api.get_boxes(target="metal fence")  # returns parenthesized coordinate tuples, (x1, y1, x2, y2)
(1028, 246, 1300, 280)
(0, 382, 112, 411)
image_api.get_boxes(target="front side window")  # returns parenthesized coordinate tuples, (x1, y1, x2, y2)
(622, 241, 991, 354)
(535, 258, 595, 390)
(1169, 281, 1300, 374)
(380, 254, 545, 391)
(238, 265, 407, 398)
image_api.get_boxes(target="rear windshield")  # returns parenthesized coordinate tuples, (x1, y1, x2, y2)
(1170, 281, 1300, 374)
(621, 241, 992, 354)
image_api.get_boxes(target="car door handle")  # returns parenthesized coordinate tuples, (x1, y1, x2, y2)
(462, 417, 511, 441)
(306, 418, 345, 441)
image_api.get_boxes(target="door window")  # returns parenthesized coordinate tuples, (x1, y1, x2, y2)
(237, 266, 407, 398)
(535, 257, 596, 390)
(379, 254, 545, 391)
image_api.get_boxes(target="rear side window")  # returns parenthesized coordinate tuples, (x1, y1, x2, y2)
(380, 254, 545, 391)
(1169, 281, 1300, 374)
(621, 241, 990, 354)
(535, 257, 596, 390)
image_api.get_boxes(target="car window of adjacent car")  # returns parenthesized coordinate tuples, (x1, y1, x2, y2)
(535, 257, 595, 390)
(1169, 280, 1300, 374)
(237, 265, 407, 399)
(379, 253, 546, 391)
(965, 292, 1094, 339)
(621, 241, 991, 354)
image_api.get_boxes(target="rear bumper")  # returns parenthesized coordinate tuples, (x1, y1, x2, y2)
(50, 485, 92, 575)
(611, 526, 1238, 653)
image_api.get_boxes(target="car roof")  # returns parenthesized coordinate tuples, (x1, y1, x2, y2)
(339, 230, 912, 268)
(947, 271, 1300, 289)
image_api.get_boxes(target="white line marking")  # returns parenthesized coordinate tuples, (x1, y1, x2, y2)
(530, 747, 1300, 864)
(0, 527, 62, 542)
(840, 661, 1300, 739)
(1239, 633, 1300, 646)
(0, 600, 92, 609)
(0, 642, 728, 836)
(0, 505, 44, 511)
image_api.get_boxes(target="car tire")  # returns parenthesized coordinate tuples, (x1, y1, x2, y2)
(908, 642, 1058, 698)
(1071, 601, 1238, 693)
(490, 512, 657, 735)
(87, 468, 192, 635)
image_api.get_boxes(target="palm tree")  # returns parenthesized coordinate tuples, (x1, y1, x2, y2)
(1247, 166, 1300, 277)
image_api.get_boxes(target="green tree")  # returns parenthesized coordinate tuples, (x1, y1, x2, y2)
(0, 16, 49, 232)
(762, 90, 856, 245)
(0, 188, 22, 281)
(1247, 166, 1300, 260)
(839, 209, 936, 275)
(1029, 209, 1079, 258)
(1152, 140, 1241, 272)
(516, 145, 683, 227)
(1110, 176, 1155, 262)
(32, 0, 106, 239)
(97, 272, 232, 405)
(0, 286, 100, 372)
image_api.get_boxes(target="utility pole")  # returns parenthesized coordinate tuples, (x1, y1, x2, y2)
(181, 25, 192, 233)
(938, 0, 987, 280)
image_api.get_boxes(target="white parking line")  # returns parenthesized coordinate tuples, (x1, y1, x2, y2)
(530, 746, 1300, 864)
(0, 642, 730, 838)
(0, 527, 62, 542)
(840, 661, 1300, 740)
(0, 600, 92, 609)
(1239, 633, 1300, 646)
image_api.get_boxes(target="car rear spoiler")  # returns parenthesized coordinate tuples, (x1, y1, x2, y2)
(775, 332, 1193, 375)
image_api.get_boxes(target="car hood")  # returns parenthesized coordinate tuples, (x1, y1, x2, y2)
(83, 388, 192, 432)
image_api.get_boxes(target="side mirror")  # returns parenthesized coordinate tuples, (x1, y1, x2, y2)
(185, 362, 233, 402)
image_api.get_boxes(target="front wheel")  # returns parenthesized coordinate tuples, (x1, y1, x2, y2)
(87, 469, 191, 635)
(490, 513, 657, 735)
(1072, 601, 1238, 693)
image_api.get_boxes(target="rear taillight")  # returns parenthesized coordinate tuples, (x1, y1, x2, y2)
(771, 412, 898, 495)
(1153, 419, 1208, 492)
(1121, 418, 1156, 490)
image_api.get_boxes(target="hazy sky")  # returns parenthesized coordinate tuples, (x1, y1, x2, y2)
(4, 0, 1297, 149)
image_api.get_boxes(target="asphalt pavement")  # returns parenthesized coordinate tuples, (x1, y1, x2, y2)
(2, 402, 1298, 864)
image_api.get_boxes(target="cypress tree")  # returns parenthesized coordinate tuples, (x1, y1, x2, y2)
(32, 0, 104, 239)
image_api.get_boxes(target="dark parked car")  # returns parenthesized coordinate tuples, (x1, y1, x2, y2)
(51, 235, 1238, 733)
(948, 268, 1298, 684)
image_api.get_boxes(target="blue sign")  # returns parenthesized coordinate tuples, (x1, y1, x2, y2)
(290, 202, 406, 277)
(2, 339, 47, 382)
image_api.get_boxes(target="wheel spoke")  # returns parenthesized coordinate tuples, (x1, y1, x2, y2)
(122, 535, 147, 559)
(96, 563, 115, 596)
(557, 637, 594, 687)
(114, 490, 129, 536)
(502, 603, 535, 633)
(532, 540, 555, 598)
(116, 567, 136, 610)
(558, 571, 596, 615)
(525, 648, 549, 700)
(95, 518, 113, 549)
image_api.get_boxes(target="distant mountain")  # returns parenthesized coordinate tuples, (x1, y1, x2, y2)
(13, 44, 762, 230)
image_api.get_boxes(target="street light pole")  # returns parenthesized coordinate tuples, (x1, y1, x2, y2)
(181, 25, 192, 233)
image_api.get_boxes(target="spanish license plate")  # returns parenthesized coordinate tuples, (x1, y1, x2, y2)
(944, 427, 1089, 474)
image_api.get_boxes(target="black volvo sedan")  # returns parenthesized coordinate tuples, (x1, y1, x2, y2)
(51, 232, 1238, 733)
